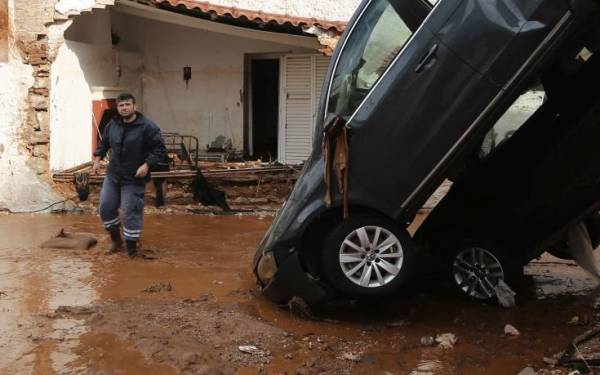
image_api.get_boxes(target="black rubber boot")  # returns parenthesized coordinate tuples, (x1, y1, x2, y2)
(107, 229, 123, 254)
(126, 240, 137, 259)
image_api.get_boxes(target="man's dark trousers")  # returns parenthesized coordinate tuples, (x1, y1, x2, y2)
(99, 176, 145, 242)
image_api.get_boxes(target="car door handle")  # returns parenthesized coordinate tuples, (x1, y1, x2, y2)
(415, 43, 438, 73)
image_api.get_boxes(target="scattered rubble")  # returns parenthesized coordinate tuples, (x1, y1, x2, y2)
(435, 333, 458, 349)
(386, 320, 409, 327)
(505, 324, 521, 336)
(143, 282, 173, 293)
(410, 360, 443, 375)
(54, 305, 95, 315)
(339, 352, 362, 362)
(4, 215, 600, 374)
(52, 161, 300, 211)
(518, 366, 537, 375)
(495, 280, 517, 308)
(238, 345, 267, 356)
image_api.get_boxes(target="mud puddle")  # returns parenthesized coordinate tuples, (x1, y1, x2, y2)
(0, 214, 599, 374)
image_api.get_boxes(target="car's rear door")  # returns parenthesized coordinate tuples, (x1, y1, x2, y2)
(323, 0, 571, 221)
(324, 0, 499, 219)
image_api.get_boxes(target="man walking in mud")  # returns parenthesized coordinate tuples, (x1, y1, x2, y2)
(91, 93, 166, 258)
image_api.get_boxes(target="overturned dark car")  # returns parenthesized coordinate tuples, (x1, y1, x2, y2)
(253, 0, 600, 306)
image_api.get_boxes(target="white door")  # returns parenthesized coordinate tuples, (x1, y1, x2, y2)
(279, 54, 330, 164)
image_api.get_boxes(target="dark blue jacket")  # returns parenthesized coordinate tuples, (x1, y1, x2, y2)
(94, 113, 166, 184)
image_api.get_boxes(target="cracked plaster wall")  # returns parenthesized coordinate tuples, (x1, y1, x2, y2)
(0, 0, 62, 212)
(0, 0, 116, 210)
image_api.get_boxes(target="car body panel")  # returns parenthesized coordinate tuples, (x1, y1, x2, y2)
(415, 51, 600, 263)
(434, 0, 569, 88)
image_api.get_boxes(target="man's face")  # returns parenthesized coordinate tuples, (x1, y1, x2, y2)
(117, 99, 136, 119)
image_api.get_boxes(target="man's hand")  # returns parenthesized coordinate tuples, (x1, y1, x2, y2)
(91, 157, 101, 175)
(135, 162, 150, 178)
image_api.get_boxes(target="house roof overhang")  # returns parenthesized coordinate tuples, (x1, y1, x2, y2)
(116, 0, 344, 54)
(155, 0, 346, 34)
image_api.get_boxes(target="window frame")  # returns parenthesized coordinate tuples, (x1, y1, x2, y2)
(322, 0, 434, 124)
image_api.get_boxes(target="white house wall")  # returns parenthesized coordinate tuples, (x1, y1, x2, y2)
(49, 40, 143, 170)
(111, 11, 315, 150)
(49, 8, 143, 170)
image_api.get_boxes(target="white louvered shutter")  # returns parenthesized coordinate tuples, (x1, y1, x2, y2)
(314, 55, 330, 121)
(280, 54, 331, 164)
(282, 55, 313, 164)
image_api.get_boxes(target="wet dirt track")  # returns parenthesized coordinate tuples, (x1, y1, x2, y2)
(1, 213, 600, 374)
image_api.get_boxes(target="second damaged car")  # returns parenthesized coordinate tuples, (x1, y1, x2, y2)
(253, 0, 600, 306)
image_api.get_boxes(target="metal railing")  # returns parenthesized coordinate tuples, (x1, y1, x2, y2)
(162, 132, 199, 168)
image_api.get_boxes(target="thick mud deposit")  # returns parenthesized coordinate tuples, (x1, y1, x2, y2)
(1, 214, 600, 374)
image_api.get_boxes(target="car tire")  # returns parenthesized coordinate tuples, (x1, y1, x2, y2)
(446, 241, 522, 302)
(321, 214, 416, 299)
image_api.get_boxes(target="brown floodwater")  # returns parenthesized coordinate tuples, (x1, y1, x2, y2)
(0, 213, 599, 374)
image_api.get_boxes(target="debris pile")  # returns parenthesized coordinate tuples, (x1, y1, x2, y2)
(52, 161, 300, 210)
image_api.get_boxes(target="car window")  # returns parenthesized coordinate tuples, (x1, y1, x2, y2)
(479, 83, 546, 159)
(326, 0, 414, 120)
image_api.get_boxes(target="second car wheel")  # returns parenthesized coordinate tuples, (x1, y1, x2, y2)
(321, 214, 417, 300)
(448, 241, 522, 302)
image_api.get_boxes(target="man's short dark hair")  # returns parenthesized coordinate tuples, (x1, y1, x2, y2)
(117, 93, 136, 104)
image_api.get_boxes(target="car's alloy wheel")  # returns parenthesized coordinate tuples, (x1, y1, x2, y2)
(452, 247, 505, 300)
(321, 214, 416, 299)
(338, 226, 404, 288)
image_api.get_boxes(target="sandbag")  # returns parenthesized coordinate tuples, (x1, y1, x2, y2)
(41, 229, 97, 250)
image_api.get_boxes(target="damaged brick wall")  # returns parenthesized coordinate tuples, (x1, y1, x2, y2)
(11, 0, 62, 174)
(0, 0, 7, 62)
(10, 0, 113, 175)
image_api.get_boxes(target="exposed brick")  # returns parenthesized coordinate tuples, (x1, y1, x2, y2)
(29, 93, 48, 110)
(36, 110, 49, 132)
(34, 76, 50, 89)
(26, 110, 39, 130)
(31, 87, 49, 96)
(28, 57, 47, 65)
(11, 0, 117, 177)
(35, 68, 50, 77)
(29, 131, 50, 145)
(31, 144, 49, 158)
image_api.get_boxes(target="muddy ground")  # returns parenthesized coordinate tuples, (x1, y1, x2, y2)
(1, 213, 600, 374)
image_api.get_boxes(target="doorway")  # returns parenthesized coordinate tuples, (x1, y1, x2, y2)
(92, 99, 117, 155)
(249, 58, 280, 161)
